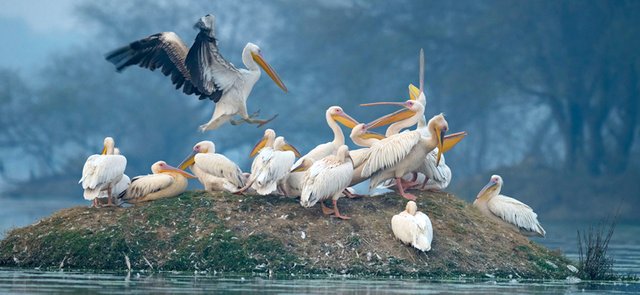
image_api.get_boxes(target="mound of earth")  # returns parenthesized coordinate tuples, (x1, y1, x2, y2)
(0, 190, 573, 278)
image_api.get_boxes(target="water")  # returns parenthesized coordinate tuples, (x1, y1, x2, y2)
(1, 197, 639, 293)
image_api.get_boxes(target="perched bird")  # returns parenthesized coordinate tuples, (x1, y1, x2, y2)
(98, 148, 131, 204)
(120, 161, 195, 204)
(241, 129, 300, 195)
(473, 175, 546, 237)
(347, 123, 385, 187)
(79, 137, 127, 207)
(391, 201, 433, 251)
(361, 101, 448, 200)
(295, 145, 354, 219)
(179, 141, 245, 193)
(105, 14, 288, 131)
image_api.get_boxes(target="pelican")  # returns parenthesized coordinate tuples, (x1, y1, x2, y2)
(79, 137, 127, 207)
(105, 14, 288, 131)
(295, 145, 354, 219)
(98, 148, 131, 204)
(473, 175, 546, 237)
(347, 123, 385, 187)
(241, 130, 300, 195)
(284, 106, 358, 196)
(179, 141, 245, 193)
(361, 100, 450, 200)
(120, 161, 195, 204)
(391, 201, 433, 251)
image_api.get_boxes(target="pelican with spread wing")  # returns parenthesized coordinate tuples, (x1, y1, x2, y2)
(105, 14, 288, 131)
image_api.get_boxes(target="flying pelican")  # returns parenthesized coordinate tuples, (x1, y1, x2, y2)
(105, 14, 288, 131)
(79, 137, 127, 207)
(391, 201, 433, 251)
(473, 175, 546, 237)
(361, 101, 449, 200)
(98, 147, 131, 205)
(179, 141, 245, 193)
(120, 161, 196, 204)
(241, 130, 300, 195)
(284, 106, 358, 196)
(295, 145, 354, 219)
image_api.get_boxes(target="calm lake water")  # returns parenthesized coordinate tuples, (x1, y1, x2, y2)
(0, 197, 639, 293)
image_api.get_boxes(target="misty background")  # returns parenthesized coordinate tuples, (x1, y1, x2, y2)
(1, 0, 639, 222)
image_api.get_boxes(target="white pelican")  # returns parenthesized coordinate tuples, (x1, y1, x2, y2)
(361, 101, 449, 200)
(391, 201, 433, 251)
(284, 106, 358, 196)
(473, 175, 546, 237)
(241, 130, 300, 195)
(178, 141, 245, 193)
(295, 145, 354, 219)
(79, 137, 127, 207)
(98, 148, 131, 204)
(120, 161, 195, 204)
(347, 123, 385, 187)
(105, 14, 288, 131)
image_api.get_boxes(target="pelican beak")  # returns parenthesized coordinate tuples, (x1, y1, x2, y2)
(408, 84, 420, 100)
(251, 51, 288, 93)
(441, 131, 468, 153)
(359, 131, 386, 140)
(282, 143, 302, 157)
(435, 128, 446, 166)
(178, 150, 198, 170)
(363, 102, 417, 129)
(162, 164, 197, 179)
(476, 180, 498, 199)
(331, 112, 359, 129)
(250, 135, 270, 158)
(101, 145, 107, 155)
(290, 158, 312, 172)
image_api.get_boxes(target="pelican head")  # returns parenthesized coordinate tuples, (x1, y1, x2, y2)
(476, 174, 503, 200)
(350, 123, 385, 147)
(102, 137, 116, 155)
(428, 114, 448, 166)
(274, 136, 302, 157)
(327, 106, 358, 128)
(250, 129, 277, 157)
(290, 158, 313, 173)
(153, 161, 196, 178)
(405, 201, 418, 216)
(336, 145, 352, 165)
(244, 43, 288, 92)
(194, 14, 216, 37)
(179, 141, 215, 170)
(364, 100, 423, 129)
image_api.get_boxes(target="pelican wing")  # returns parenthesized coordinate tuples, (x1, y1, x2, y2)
(362, 132, 421, 178)
(105, 32, 200, 96)
(488, 194, 545, 236)
(413, 211, 433, 251)
(79, 155, 127, 190)
(122, 173, 174, 201)
(349, 148, 371, 168)
(194, 153, 245, 188)
(185, 31, 240, 99)
(301, 158, 353, 206)
(424, 149, 448, 182)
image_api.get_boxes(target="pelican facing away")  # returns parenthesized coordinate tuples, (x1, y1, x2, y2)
(120, 161, 195, 204)
(241, 129, 300, 195)
(295, 145, 354, 219)
(79, 137, 127, 207)
(473, 175, 546, 237)
(179, 141, 245, 193)
(391, 201, 433, 251)
(105, 14, 287, 131)
(98, 148, 131, 203)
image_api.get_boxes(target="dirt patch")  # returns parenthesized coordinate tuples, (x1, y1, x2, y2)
(0, 190, 573, 278)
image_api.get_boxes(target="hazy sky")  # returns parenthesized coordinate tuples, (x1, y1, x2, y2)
(0, 0, 93, 71)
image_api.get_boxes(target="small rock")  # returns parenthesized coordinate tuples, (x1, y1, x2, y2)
(301, 231, 306, 239)
(565, 276, 581, 284)
(545, 260, 558, 269)
(484, 273, 495, 278)
(567, 264, 578, 273)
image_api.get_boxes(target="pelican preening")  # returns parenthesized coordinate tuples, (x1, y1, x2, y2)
(473, 175, 546, 237)
(179, 141, 245, 193)
(296, 145, 354, 219)
(391, 201, 433, 251)
(105, 14, 288, 131)
(79, 137, 127, 207)
(98, 148, 131, 204)
(120, 161, 195, 204)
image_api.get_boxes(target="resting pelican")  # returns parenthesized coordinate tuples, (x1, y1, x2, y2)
(241, 130, 300, 195)
(391, 201, 433, 251)
(362, 101, 449, 200)
(79, 137, 127, 207)
(284, 106, 358, 196)
(105, 14, 287, 131)
(120, 161, 195, 204)
(295, 145, 354, 219)
(98, 148, 131, 204)
(179, 141, 245, 192)
(473, 175, 546, 237)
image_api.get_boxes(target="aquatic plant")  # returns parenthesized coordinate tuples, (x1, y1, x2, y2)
(576, 218, 616, 280)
